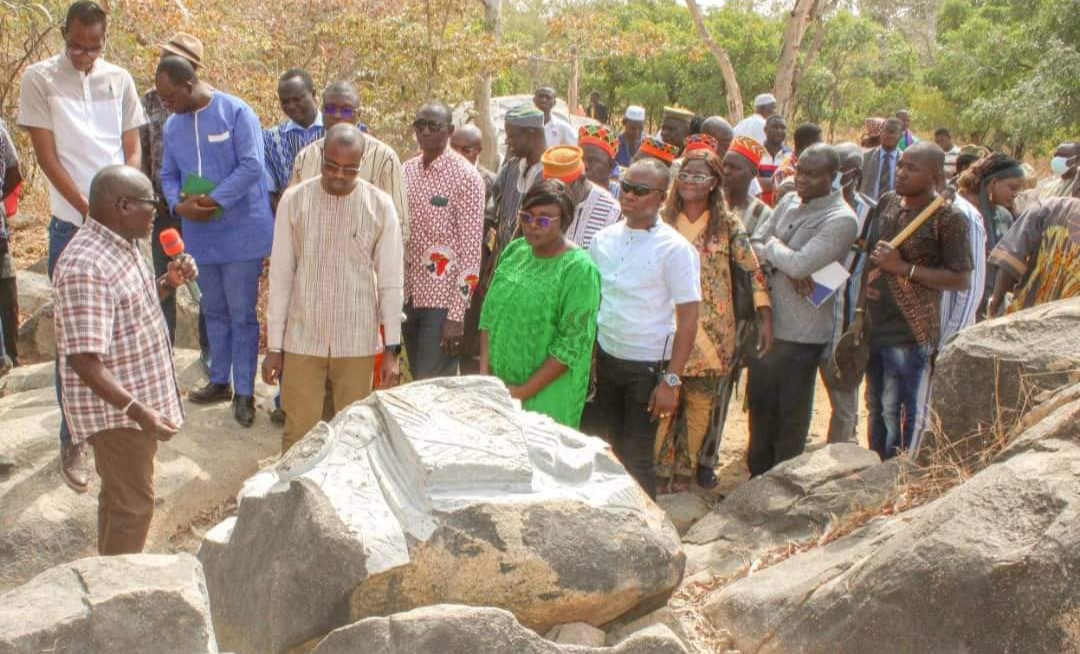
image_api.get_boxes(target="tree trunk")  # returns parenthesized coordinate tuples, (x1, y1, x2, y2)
(683, 0, 743, 123)
(474, 0, 501, 172)
(774, 0, 821, 117)
(568, 45, 580, 117)
(788, 18, 826, 120)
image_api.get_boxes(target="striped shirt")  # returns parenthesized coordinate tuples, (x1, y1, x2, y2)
(53, 218, 183, 443)
(940, 196, 987, 345)
(268, 177, 404, 357)
(263, 115, 324, 193)
(567, 183, 621, 249)
(290, 130, 410, 243)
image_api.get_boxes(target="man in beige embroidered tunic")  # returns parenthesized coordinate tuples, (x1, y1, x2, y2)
(263, 125, 404, 453)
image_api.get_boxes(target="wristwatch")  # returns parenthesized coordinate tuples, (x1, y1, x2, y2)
(386, 344, 403, 356)
(662, 372, 682, 388)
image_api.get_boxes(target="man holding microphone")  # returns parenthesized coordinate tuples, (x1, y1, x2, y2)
(53, 165, 197, 555)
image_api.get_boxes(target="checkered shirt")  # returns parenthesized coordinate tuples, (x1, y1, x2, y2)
(53, 218, 183, 443)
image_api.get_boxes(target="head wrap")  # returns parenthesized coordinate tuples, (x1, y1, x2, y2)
(624, 105, 646, 122)
(662, 106, 694, 124)
(975, 154, 1024, 236)
(754, 93, 777, 108)
(579, 125, 618, 158)
(637, 136, 680, 165)
(682, 133, 719, 155)
(506, 105, 545, 129)
(728, 135, 766, 171)
(541, 145, 585, 183)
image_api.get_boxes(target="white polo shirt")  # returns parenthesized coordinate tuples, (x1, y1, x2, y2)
(590, 218, 701, 362)
(544, 116, 578, 148)
(18, 53, 146, 226)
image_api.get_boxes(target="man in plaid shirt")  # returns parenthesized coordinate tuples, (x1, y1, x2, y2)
(53, 165, 197, 555)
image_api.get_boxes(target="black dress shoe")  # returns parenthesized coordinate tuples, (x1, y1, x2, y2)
(189, 382, 233, 404)
(696, 464, 719, 490)
(233, 395, 255, 427)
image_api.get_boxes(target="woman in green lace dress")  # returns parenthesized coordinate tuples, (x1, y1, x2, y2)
(479, 180, 601, 428)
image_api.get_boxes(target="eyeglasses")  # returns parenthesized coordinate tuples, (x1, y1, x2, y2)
(413, 119, 449, 133)
(116, 195, 160, 209)
(323, 105, 357, 119)
(323, 160, 361, 175)
(676, 172, 715, 184)
(518, 211, 558, 228)
(619, 180, 664, 197)
(66, 42, 106, 57)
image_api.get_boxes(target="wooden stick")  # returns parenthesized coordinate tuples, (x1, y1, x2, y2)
(888, 191, 950, 248)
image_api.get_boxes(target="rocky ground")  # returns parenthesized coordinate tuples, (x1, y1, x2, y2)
(4, 206, 1079, 654)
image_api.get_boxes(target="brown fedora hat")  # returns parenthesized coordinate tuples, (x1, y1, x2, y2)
(160, 32, 204, 69)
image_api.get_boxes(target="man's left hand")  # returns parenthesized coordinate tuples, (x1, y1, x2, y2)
(378, 351, 401, 389)
(870, 240, 907, 276)
(648, 383, 678, 421)
(165, 253, 198, 288)
(440, 319, 465, 356)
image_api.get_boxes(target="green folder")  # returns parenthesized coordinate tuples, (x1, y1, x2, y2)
(181, 173, 223, 220)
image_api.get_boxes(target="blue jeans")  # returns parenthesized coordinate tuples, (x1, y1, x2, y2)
(866, 343, 933, 459)
(48, 217, 79, 447)
(199, 259, 262, 397)
(402, 303, 459, 380)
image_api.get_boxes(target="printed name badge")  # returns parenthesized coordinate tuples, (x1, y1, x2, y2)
(430, 195, 449, 207)
(208, 132, 231, 143)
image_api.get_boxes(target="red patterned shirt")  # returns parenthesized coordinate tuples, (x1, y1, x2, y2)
(53, 217, 183, 443)
(403, 148, 485, 321)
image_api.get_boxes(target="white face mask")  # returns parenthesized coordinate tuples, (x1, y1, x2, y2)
(831, 171, 843, 192)
(1051, 156, 1070, 176)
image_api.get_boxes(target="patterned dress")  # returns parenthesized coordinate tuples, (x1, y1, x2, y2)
(479, 239, 600, 428)
(655, 211, 770, 477)
(989, 197, 1080, 312)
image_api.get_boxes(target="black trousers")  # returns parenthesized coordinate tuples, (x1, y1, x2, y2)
(0, 276, 16, 364)
(747, 339, 825, 477)
(595, 347, 664, 499)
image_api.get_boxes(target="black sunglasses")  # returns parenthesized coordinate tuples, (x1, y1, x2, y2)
(413, 119, 449, 133)
(620, 180, 664, 197)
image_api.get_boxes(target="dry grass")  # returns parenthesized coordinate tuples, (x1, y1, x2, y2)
(165, 496, 238, 554)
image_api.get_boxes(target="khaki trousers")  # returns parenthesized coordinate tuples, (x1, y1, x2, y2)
(281, 352, 375, 453)
(88, 428, 157, 556)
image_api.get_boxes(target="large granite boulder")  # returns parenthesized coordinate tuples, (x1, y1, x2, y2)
(0, 554, 217, 654)
(14, 271, 51, 316)
(199, 377, 685, 654)
(311, 604, 688, 654)
(704, 393, 1080, 653)
(930, 297, 1080, 458)
(0, 361, 52, 398)
(15, 302, 54, 364)
(682, 443, 900, 579)
(0, 349, 280, 591)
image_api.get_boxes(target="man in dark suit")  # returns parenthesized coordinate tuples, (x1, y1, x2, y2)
(860, 118, 902, 203)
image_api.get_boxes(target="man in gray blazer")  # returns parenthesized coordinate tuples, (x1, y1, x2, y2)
(749, 144, 858, 476)
(860, 118, 903, 203)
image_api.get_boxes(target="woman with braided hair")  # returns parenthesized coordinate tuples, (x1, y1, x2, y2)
(653, 147, 772, 492)
(953, 153, 1025, 320)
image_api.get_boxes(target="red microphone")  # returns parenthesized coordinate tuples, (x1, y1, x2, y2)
(158, 228, 201, 302)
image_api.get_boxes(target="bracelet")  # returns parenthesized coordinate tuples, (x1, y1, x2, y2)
(120, 398, 137, 416)
(907, 264, 916, 280)
(855, 307, 865, 315)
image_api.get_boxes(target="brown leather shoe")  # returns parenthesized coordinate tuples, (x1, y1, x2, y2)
(60, 442, 90, 493)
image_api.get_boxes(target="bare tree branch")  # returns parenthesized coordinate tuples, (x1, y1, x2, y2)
(684, 0, 743, 123)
